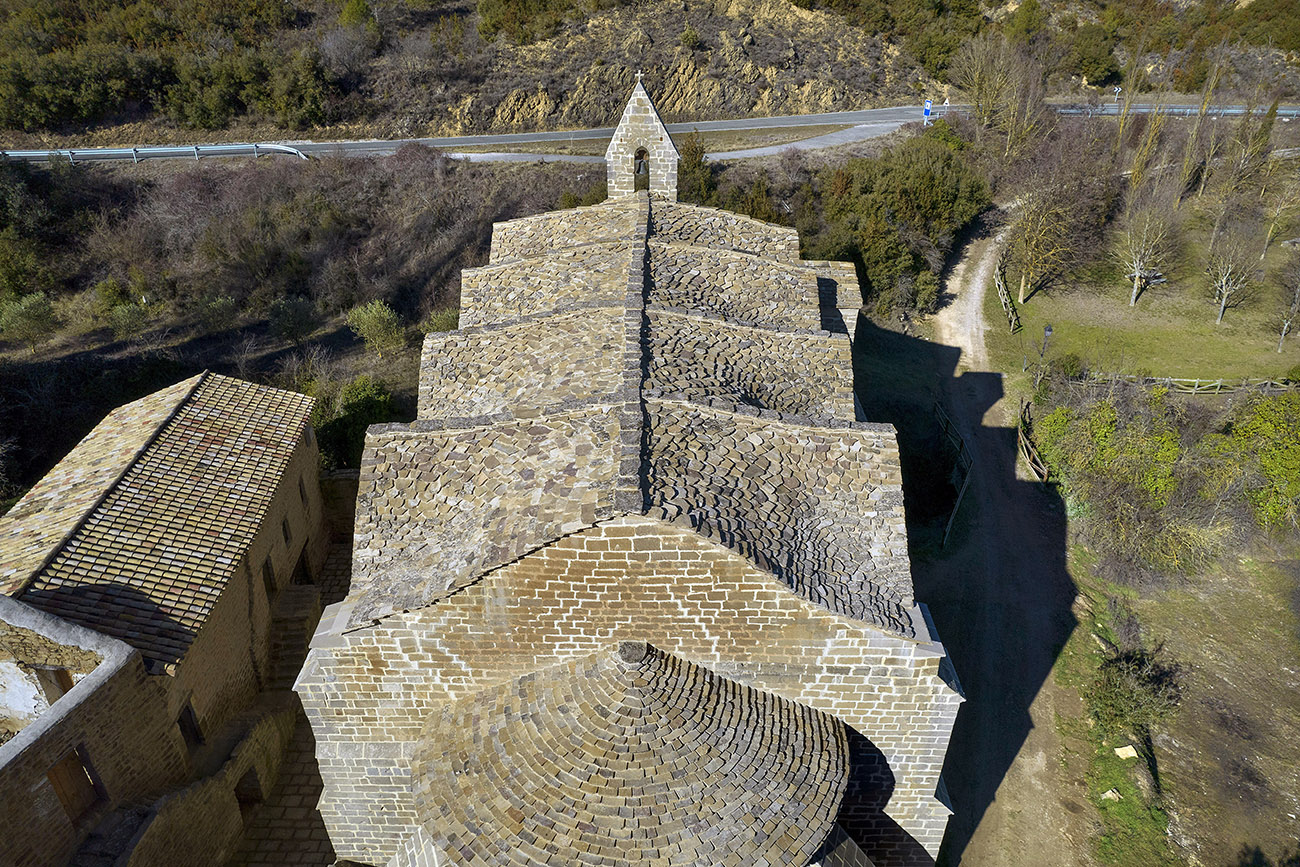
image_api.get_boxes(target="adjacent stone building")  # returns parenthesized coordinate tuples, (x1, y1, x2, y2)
(0, 372, 328, 866)
(299, 84, 962, 867)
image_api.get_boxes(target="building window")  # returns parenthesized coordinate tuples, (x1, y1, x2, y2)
(234, 767, 264, 824)
(281, 517, 292, 546)
(261, 556, 276, 600)
(177, 702, 204, 754)
(47, 747, 103, 823)
(35, 668, 75, 704)
(298, 477, 308, 507)
(304, 425, 315, 446)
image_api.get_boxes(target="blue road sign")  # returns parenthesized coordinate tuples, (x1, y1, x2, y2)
(924, 99, 932, 118)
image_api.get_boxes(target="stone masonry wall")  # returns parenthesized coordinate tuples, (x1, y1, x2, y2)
(605, 82, 678, 199)
(487, 199, 644, 266)
(644, 397, 913, 634)
(347, 407, 622, 624)
(650, 199, 801, 262)
(0, 652, 189, 867)
(647, 240, 823, 330)
(646, 310, 855, 417)
(418, 308, 624, 419)
(297, 517, 960, 866)
(461, 241, 638, 327)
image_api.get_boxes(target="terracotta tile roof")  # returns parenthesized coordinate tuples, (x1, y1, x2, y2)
(3, 373, 314, 670)
(411, 642, 848, 866)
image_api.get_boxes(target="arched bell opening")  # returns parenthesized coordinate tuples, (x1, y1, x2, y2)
(634, 146, 650, 192)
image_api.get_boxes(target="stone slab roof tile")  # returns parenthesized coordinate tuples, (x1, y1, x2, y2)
(9, 374, 314, 669)
(0, 375, 201, 596)
(411, 642, 847, 867)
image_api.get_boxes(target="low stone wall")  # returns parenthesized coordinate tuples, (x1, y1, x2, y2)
(647, 240, 822, 331)
(645, 397, 912, 634)
(419, 308, 624, 419)
(647, 310, 855, 417)
(348, 407, 623, 624)
(650, 199, 801, 262)
(460, 241, 637, 328)
(487, 197, 644, 265)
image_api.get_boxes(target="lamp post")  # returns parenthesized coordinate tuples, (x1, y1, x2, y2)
(1040, 324, 1053, 360)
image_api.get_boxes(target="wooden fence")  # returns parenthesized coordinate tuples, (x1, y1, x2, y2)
(934, 402, 975, 548)
(1068, 373, 1298, 396)
(1017, 401, 1050, 484)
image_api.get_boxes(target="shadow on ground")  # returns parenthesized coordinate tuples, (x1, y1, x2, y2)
(853, 317, 1078, 866)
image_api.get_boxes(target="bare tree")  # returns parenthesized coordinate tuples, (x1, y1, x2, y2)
(1277, 252, 1300, 352)
(1206, 233, 1257, 324)
(1114, 193, 1178, 306)
(1177, 52, 1224, 202)
(950, 33, 1015, 129)
(1008, 190, 1073, 304)
(1260, 164, 1300, 260)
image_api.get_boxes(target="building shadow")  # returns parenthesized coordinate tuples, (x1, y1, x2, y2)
(852, 316, 1078, 867)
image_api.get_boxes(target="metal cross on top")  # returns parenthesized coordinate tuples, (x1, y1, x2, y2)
(635, 70, 644, 83)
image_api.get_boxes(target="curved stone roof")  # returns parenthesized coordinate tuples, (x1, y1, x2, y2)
(410, 642, 848, 867)
(349, 192, 917, 637)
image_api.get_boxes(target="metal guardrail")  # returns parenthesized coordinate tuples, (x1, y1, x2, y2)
(0, 143, 309, 163)
(1057, 104, 1300, 119)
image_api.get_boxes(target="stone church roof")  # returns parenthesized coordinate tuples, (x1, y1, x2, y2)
(349, 191, 916, 637)
(410, 641, 848, 867)
(0, 373, 314, 670)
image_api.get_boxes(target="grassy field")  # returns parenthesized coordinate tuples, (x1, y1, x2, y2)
(983, 196, 1300, 382)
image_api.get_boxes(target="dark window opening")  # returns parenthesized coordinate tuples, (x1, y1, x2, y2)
(298, 477, 309, 507)
(634, 147, 650, 191)
(281, 517, 292, 546)
(234, 767, 264, 824)
(177, 702, 204, 753)
(35, 668, 75, 704)
(291, 549, 314, 586)
(47, 747, 104, 823)
(261, 556, 276, 600)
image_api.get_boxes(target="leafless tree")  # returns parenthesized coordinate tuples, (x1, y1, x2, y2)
(950, 33, 1048, 157)
(1178, 54, 1224, 201)
(1206, 232, 1257, 324)
(1260, 163, 1300, 260)
(1115, 191, 1179, 306)
(1277, 252, 1300, 352)
(1007, 189, 1073, 304)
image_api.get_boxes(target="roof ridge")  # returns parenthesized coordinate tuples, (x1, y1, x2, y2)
(13, 371, 209, 599)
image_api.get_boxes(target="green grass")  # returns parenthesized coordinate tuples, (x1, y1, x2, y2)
(985, 209, 1300, 381)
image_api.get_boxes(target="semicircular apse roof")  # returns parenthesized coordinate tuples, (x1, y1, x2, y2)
(409, 641, 849, 867)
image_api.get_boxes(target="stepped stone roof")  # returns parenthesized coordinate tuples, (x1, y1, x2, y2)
(350, 190, 916, 637)
(410, 641, 848, 867)
(0, 373, 314, 670)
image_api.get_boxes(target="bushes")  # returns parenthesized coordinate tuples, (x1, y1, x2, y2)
(315, 375, 396, 469)
(1087, 647, 1181, 740)
(347, 299, 405, 357)
(477, 0, 624, 43)
(0, 291, 57, 352)
(269, 295, 319, 344)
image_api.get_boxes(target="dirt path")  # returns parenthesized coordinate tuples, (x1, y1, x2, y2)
(921, 233, 1100, 866)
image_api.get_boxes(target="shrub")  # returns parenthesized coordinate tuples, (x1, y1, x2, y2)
(1086, 647, 1181, 739)
(269, 295, 319, 344)
(915, 270, 941, 313)
(108, 302, 149, 342)
(422, 307, 460, 333)
(93, 277, 131, 319)
(199, 295, 240, 333)
(347, 299, 406, 357)
(316, 375, 396, 469)
(0, 291, 58, 353)
(680, 24, 702, 50)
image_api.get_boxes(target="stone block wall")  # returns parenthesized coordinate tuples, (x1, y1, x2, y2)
(647, 240, 822, 330)
(347, 407, 623, 623)
(171, 433, 326, 736)
(605, 82, 678, 199)
(487, 199, 644, 266)
(460, 241, 637, 327)
(646, 310, 855, 417)
(649, 199, 801, 262)
(418, 308, 624, 419)
(0, 603, 189, 867)
(644, 398, 913, 634)
(297, 517, 960, 865)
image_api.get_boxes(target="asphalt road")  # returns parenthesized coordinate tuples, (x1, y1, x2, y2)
(5, 103, 1299, 164)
